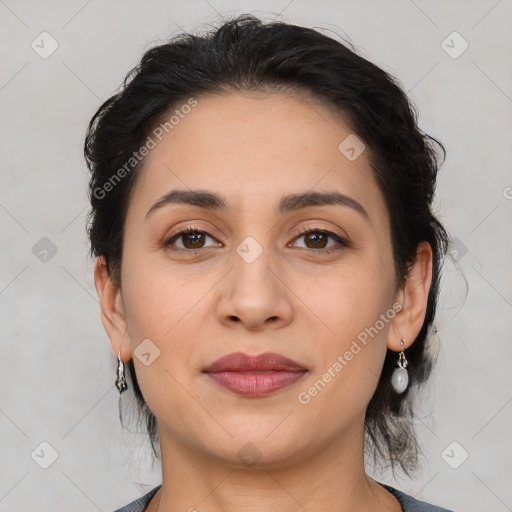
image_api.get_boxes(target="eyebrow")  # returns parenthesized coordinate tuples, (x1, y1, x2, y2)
(145, 189, 369, 221)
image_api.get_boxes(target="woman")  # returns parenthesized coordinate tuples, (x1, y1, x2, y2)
(85, 14, 453, 512)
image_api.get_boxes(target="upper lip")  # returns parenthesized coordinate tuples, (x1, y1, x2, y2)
(203, 352, 307, 373)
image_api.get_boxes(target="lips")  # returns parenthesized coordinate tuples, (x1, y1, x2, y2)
(203, 352, 307, 373)
(202, 352, 308, 397)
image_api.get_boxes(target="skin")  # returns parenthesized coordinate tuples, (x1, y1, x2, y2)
(95, 91, 432, 512)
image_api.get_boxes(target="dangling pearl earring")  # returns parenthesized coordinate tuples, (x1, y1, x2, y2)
(391, 338, 408, 394)
(115, 350, 128, 393)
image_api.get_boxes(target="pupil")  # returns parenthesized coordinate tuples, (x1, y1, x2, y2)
(185, 232, 204, 248)
(308, 233, 326, 248)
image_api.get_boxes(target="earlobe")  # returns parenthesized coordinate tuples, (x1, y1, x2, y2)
(93, 257, 131, 361)
(386, 241, 433, 351)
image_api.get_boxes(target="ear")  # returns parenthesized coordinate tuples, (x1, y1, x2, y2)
(94, 256, 131, 361)
(387, 241, 433, 351)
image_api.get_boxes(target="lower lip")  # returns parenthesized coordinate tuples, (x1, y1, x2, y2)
(205, 370, 307, 397)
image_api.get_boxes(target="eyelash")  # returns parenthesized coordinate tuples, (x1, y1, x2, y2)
(162, 224, 350, 255)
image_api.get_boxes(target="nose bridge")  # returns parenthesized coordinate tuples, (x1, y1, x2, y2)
(215, 228, 293, 330)
(231, 231, 278, 299)
(228, 200, 277, 273)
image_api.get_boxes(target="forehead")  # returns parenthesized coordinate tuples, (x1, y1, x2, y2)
(127, 91, 387, 224)
(158, 90, 353, 162)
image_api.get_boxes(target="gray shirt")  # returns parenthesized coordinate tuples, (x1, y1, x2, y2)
(111, 484, 454, 511)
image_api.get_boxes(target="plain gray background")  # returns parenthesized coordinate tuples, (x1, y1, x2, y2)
(1, 1, 511, 510)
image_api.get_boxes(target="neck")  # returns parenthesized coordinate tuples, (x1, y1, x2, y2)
(149, 426, 400, 512)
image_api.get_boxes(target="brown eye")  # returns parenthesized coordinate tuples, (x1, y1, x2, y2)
(180, 231, 207, 249)
(291, 228, 349, 253)
(304, 232, 328, 249)
(163, 228, 221, 252)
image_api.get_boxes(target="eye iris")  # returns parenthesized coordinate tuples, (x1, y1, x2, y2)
(183, 232, 205, 249)
(306, 232, 327, 249)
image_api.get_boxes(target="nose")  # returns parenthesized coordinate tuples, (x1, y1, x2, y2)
(215, 244, 294, 332)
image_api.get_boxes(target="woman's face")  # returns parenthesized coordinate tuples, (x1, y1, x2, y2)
(104, 91, 404, 467)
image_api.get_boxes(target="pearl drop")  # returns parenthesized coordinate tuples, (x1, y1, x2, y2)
(391, 367, 408, 394)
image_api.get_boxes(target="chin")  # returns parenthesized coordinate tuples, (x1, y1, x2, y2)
(202, 427, 310, 471)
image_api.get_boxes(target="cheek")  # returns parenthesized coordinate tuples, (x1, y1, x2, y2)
(305, 258, 395, 337)
(119, 258, 209, 420)
(121, 246, 210, 342)
(294, 263, 394, 411)
(119, 249, 219, 393)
